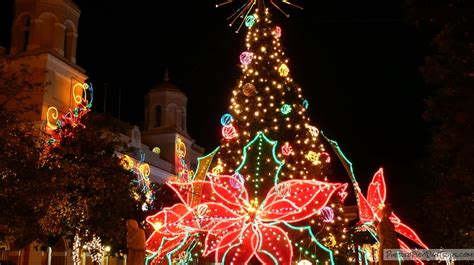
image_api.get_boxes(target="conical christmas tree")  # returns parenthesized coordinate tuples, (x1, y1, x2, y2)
(216, 8, 331, 195)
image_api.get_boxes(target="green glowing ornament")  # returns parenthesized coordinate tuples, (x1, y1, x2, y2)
(245, 15, 255, 27)
(281, 104, 292, 115)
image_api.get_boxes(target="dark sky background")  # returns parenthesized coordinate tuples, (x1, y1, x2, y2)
(1, 0, 432, 224)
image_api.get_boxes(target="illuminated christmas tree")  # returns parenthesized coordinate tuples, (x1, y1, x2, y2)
(144, 3, 355, 264)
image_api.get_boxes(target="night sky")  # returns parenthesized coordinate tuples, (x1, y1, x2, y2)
(1, 0, 432, 222)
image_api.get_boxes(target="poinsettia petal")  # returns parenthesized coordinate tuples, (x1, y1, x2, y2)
(215, 223, 259, 265)
(210, 174, 249, 203)
(168, 180, 245, 211)
(146, 203, 191, 234)
(259, 199, 300, 220)
(255, 223, 293, 265)
(393, 221, 429, 249)
(357, 188, 375, 223)
(203, 218, 246, 256)
(367, 168, 386, 210)
(146, 232, 184, 260)
(398, 239, 425, 265)
(145, 231, 166, 253)
(389, 212, 401, 223)
(262, 180, 322, 209)
(167, 181, 214, 205)
(260, 180, 346, 223)
(179, 202, 243, 232)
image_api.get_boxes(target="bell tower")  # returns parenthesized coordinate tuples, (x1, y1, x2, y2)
(4, 0, 87, 122)
(10, 0, 80, 62)
(143, 68, 188, 134)
(141, 69, 204, 174)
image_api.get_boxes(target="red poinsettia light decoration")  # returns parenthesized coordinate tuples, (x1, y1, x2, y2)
(146, 174, 347, 265)
(145, 203, 192, 264)
(357, 168, 428, 263)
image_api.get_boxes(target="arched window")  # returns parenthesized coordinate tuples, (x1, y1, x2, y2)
(22, 16, 31, 52)
(63, 21, 76, 60)
(181, 110, 186, 131)
(64, 26, 70, 57)
(155, 105, 162, 127)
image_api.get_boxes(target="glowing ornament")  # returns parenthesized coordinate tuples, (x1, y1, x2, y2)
(321, 206, 335, 223)
(229, 173, 244, 189)
(222, 124, 237, 139)
(321, 151, 331, 163)
(305, 124, 320, 138)
(280, 104, 292, 115)
(240, 52, 254, 65)
(244, 15, 255, 27)
(220, 113, 233, 126)
(306, 151, 320, 164)
(242, 83, 256, 97)
(273, 26, 282, 38)
(278, 63, 290, 77)
(211, 165, 224, 175)
(303, 99, 309, 109)
(281, 142, 293, 156)
(324, 233, 337, 248)
(152, 147, 161, 155)
(297, 260, 312, 265)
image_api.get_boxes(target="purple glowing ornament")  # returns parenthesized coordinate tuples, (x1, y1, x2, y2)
(321, 206, 335, 223)
(240, 52, 254, 65)
(229, 173, 244, 190)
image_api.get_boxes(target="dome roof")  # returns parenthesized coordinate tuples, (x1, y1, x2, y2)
(151, 81, 183, 93)
(149, 68, 185, 94)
